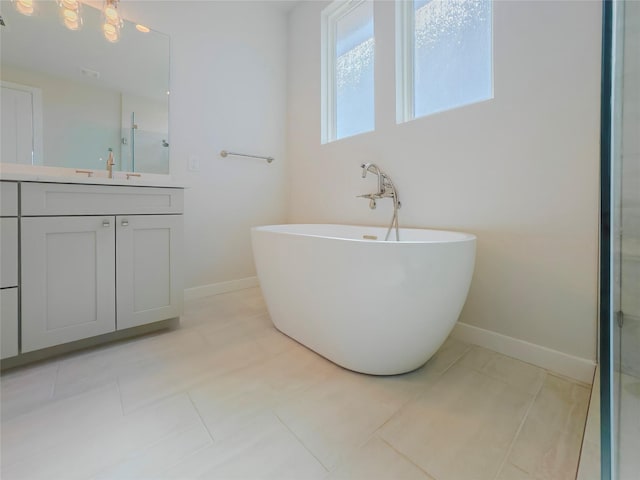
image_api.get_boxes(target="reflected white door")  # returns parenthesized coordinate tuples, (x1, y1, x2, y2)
(1, 85, 34, 165)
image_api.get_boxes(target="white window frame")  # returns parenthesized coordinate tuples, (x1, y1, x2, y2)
(396, 0, 415, 124)
(321, 0, 373, 144)
(396, 0, 494, 124)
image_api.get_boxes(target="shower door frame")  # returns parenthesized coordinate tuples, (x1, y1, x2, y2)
(599, 0, 614, 479)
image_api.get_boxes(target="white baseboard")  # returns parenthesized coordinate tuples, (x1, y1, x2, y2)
(451, 322, 596, 384)
(184, 276, 259, 301)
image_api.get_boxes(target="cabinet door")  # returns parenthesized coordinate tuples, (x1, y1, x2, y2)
(21, 216, 116, 352)
(116, 215, 183, 330)
(1, 288, 19, 359)
(1, 218, 19, 288)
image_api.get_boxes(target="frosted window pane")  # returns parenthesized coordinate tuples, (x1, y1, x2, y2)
(336, 1, 374, 139)
(414, 0, 492, 117)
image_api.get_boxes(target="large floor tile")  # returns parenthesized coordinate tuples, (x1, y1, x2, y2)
(117, 335, 270, 413)
(92, 423, 213, 479)
(326, 437, 435, 480)
(619, 373, 640, 480)
(1, 384, 124, 479)
(457, 346, 546, 395)
(506, 374, 590, 480)
(577, 367, 600, 480)
(2, 391, 209, 480)
(53, 328, 209, 402)
(575, 439, 601, 480)
(181, 287, 268, 330)
(274, 366, 418, 471)
(525, 374, 590, 437)
(160, 411, 328, 479)
(508, 416, 584, 480)
(378, 363, 534, 480)
(496, 462, 535, 480)
(188, 362, 280, 442)
(0, 360, 59, 421)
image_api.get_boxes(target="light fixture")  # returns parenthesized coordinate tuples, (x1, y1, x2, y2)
(58, 0, 83, 31)
(12, 0, 138, 45)
(11, 0, 35, 16)
(102, 0, 123, 43)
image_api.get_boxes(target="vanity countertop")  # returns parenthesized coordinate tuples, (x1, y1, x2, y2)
(0, 164, 184, 189)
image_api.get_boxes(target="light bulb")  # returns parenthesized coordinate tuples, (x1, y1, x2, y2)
(102, 0, 123, 42)
(13, 0, 35, 16)
(104, 6, 118, 22)
(103, 0, 120, 25)
(63, 9, 78, 22)
(102, 22, 120, 43)
(58, 0, 82, 31)
(63, 11, 81, 30)
(60, 0, 79, 9)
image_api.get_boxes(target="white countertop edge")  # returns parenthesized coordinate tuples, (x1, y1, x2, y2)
(0, 165, 184, 188)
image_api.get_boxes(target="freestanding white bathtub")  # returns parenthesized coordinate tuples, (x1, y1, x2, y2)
(251, 224, 476, 375)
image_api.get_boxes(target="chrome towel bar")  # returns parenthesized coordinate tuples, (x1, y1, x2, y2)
(220, 150, 274, 164)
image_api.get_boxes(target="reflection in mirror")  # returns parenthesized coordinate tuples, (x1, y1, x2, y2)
(0, 1, 170, 174)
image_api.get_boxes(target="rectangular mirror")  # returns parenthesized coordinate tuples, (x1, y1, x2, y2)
(0, 1, 170, 174)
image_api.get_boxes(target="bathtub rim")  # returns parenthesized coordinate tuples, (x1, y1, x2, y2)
(252, 223, 476, 244)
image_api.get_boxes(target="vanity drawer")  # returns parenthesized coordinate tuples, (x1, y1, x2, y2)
(21, 182, 184, 216)
(1, 218, 19, 288)
(1, 181, 19, 217)
(1, 288, 19, 359)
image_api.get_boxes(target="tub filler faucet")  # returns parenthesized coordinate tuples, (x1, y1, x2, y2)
(358, 163, 401, 241)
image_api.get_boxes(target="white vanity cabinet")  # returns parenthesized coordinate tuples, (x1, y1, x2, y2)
(1, 181, 19, 359)
(18, 182, 184, 354)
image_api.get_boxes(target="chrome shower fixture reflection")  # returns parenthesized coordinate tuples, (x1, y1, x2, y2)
(358, 163, 401, 241)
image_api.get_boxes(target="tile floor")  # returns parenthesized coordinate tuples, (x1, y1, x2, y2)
(576, 367, 599, 480)
(576, 367, 640, 480)
(1, 287, 591, 480)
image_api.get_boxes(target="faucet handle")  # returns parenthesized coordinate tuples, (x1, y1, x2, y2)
(356, 193, 378, 210)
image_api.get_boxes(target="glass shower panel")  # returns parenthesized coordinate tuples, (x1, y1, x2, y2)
(120, 94, 169, 174)
(612, 1, 640, 479)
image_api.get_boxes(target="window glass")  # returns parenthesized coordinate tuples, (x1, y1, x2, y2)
(336, 1, 374, 139)
(413, 0, 492, 118)
(323, 0, 374, 142)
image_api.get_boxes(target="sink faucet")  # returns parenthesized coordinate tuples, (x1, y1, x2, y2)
(106, 148, 115, 178)
(358, 163, 401, 241)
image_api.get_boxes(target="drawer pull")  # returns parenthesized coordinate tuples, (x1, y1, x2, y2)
(121, 220, 129, 227)
(102, 220, 111, 228)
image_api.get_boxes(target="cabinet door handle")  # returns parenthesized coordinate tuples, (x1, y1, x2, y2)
(102, 220, 111, 228)
(121, 220, 129, 227)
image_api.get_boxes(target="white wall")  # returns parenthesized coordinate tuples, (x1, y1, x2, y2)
(288, 0, 601, 362)
(118, 1, 289, 290)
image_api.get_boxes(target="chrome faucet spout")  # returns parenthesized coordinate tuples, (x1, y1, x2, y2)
(106, 148, 115, 179)
(361, 163, 383, 192)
